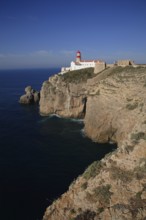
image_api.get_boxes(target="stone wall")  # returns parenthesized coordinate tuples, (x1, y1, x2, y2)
(116, 60, 134, 66)
(94, 62, 106, 74)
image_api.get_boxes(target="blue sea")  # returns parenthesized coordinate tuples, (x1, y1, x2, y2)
(0, 68, 116, 220)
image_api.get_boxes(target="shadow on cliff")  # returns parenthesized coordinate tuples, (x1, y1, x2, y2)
(81, 96, 87, 118)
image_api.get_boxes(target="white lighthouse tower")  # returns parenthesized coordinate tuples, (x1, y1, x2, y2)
(76, 50, 81, 63)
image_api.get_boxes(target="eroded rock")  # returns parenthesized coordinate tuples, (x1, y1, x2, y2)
(19, 86, 40, 104)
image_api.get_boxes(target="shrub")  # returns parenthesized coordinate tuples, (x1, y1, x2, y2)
(126, 98, 133, 102)
(134, 158, 146, 180)
(73, 210, 96, 220)
(86, 184, 113, 206)
(86, 192, 97, 203)
(98, 207, 104, 214)
(83, 161, 103, 180)
(61, 68, 94, 84)
(93, 184, 113, 205)
(126, 102, 138, 110)
(131, 132, 146, 141)
(129, 196, 146, 218)
(110, 166, 133, 183)
(112, 203, 129, 211)
(70, 209, 76, 214)
(81, 182, 88, 190)
(142, 183, 146, 190)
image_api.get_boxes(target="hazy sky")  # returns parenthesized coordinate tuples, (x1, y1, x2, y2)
(0, 0, 146, 69)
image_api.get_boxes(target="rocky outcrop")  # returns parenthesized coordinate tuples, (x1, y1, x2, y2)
(19, 86, 40, 104)
(40, 66, 146, 220)
(39, 69, 92, 117)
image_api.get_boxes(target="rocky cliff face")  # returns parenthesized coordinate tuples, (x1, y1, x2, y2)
(40, 68, 93, 118)
(40, 66, 146, 220)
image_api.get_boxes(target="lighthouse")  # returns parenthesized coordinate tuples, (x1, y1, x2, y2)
(61, 50, 105, 73)
(76, 50, 81, 63)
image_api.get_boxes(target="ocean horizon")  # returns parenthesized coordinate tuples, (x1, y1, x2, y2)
(0, 68, 116, 220)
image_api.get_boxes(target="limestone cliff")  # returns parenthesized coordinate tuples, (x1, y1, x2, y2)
(40, 66, 146, 220)
(40, 68, 93, 118)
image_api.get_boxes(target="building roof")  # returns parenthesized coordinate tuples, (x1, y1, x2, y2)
(80, 60, 97, 62)
(72, 60, 105, 65)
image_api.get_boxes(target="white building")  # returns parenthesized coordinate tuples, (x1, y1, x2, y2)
(61, 51, 104, 74)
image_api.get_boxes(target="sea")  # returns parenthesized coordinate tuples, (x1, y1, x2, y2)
(0, 68, 116, 220)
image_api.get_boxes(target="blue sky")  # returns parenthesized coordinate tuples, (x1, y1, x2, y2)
(0, 0, 146, 69)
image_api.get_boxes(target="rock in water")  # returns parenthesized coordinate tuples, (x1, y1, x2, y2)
(25, 85, 33, 94)
(19, 86, 40, 104)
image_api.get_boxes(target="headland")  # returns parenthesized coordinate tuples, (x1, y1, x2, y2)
(40, 64, 146, 220)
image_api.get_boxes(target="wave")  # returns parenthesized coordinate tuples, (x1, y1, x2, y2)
(69, 118, 84, 124)
(38, 114, 61, 123)
(38, 114, 85, 126)
(80, 128, 86, 137)
(48, 113, 61, 118)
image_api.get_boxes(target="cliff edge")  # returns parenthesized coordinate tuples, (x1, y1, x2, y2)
(40, 66, 146, 220)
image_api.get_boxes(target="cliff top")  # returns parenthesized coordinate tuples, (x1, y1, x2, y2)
(60, 67, 94, 83)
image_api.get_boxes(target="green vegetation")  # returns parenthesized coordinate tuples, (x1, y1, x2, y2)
(85, 192, 96, 203)
(70, 209, 76, 214)
(71, 210, 96, 220)
(61, 68, 94, 83)
(78, 208, 82, 212)
(111, 158, 146, 182)
(110, 166, 133, 183)
(93, 184, 113, 205)
(97, 207, 104, 214)
(135, 191, 142, 199)
(112, 192, 146, 219)
(86, 184, 113, 206)
(112, 203, 128, 211)
(142, 183, 146, 190)
(83, 161, 103, 180)
(129, 195, 146, 218)
(126, 102, 138, 110)
(110, 66, 137, 76)
(126, 98, 133, 102)
(108, 66, 146, 84)
(134, 158, 146, 180)
(81, 182, 88, 190)
(131, 132, 146, 141)
(111, 66, 126, 75)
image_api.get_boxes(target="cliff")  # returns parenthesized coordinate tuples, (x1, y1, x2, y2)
(40, 68, 94, 118)
(40, 66, 146, 220)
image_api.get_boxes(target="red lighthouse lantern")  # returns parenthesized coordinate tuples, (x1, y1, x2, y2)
(76, 50, 81, 63)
